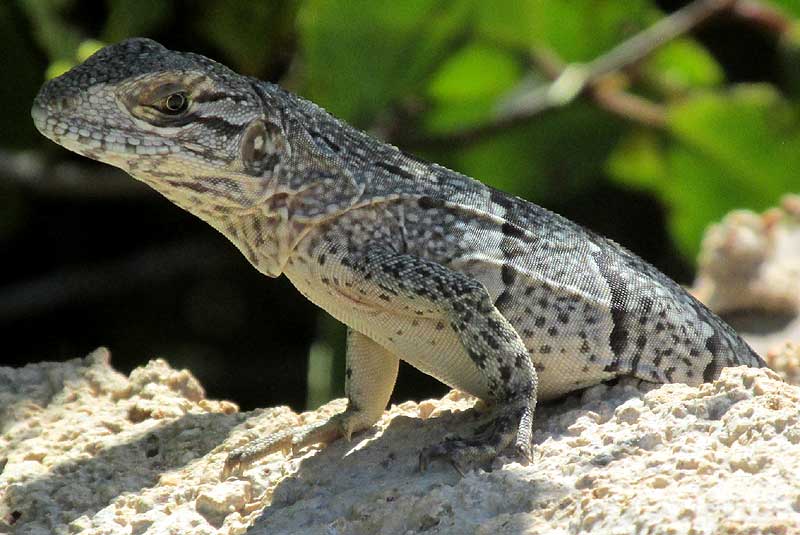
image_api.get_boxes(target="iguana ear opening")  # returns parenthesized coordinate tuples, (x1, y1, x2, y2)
(240, 118, 289, 177)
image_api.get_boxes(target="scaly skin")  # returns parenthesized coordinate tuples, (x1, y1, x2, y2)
(31, 38, 766, 477)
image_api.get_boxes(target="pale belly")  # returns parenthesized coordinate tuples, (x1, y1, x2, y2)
(284, 261, 491, 400)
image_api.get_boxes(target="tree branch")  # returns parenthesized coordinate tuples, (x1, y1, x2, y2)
(404, 0, 741, 148)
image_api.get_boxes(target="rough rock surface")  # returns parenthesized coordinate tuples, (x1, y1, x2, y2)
(694, 195, 800, 356)
(2, 353, 800, 535)
(694, 194, 800, 315)
(2, 200, 799, 535)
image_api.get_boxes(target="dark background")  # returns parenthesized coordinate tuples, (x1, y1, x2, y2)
(1, 0, 798, 411)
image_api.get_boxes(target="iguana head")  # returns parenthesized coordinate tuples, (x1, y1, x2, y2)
(32, 38, 291, 213)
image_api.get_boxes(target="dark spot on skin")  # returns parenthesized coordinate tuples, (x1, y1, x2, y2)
(705, 332, 721, 356)
(468, 348, 487, 367)
(318, 254, 326, 265)
(665, 367, 676, 382)
(345, 367, 353, 379)
(534, 317, 546, 328)
(501, 221, 525, 239)
(499, 365, 512, 382)
(435, 321, 445, 330)
(375, 161, 414, 180)
(548, 327, 558, 337)
(524, 286, 535, 296)
(494, 290, 513, 310)
(703, 361, 716, 382)
(636, 334, 647, 350)
(608, 326, 628, 359)
(484, 333, 500, 350)
(557, 312, 569, 324)
(379, 294, 390, 301)
(418, 196, 445, 210)
(540, 345, 551, 354)
(501, 264, 515, 285)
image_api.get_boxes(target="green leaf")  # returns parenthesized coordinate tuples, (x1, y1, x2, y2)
(668, 86, 800, 198)
(664, 146, 755, 258)
(606, 130, 668, 189)
(18, 0, 82, 62)
(193, 2, 297, 76)
(298, 0, 474, 125)
(610, 85, 800, 259)
(765, 0, 800, 18)
(425, 43, 522, 132)
(780, 22, 800, 97)
(476, 0, 659, 63)
(428, 44, 521, 101)
(424, 101, 497, 133)
(642, 38, 724, 94)
(103, 0, 170, 43)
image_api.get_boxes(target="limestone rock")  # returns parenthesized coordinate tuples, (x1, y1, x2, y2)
(2, 352, 799, 534)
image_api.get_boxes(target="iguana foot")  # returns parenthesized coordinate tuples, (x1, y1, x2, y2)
(418, 407, 533, 474)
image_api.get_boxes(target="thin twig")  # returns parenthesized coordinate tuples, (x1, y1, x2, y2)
(406, 0, 740, 148)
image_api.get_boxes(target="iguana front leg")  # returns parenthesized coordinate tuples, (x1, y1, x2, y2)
(336, 245, 538, 472)
(222, 329, 399, 477)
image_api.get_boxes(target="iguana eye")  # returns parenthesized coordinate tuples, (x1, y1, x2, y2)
(160, 92, 188, 115)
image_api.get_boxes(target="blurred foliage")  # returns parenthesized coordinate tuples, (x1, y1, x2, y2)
(4, 0, 800, 405)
